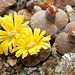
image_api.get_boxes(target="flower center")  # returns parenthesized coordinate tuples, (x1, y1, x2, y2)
(27, 42, 35, 48)
(72, 30, 75, 36)
(8, 31, 16, 37)
(51, 5, 56, 11)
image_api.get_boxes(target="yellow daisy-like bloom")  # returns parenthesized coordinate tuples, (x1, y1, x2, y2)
(0, 12, 29, 55)
(12, 28, 51, 59)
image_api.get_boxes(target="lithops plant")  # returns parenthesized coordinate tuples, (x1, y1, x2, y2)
(55, 22, 75, 54)
(30, 3, 69, 37)
(12, 28, 51, 66)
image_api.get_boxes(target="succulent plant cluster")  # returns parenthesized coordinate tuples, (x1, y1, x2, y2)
(0, 12, 51, 59)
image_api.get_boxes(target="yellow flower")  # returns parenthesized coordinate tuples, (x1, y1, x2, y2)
(0, 12, 30, 55)
(12, 28, 51, 59)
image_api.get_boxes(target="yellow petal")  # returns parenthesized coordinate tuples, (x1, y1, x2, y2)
(12, 47, 22, 53)
(40, 45, 48, 49)
(27, 28, 33, 36)
(29, 49, 37, 55)
(15, 39, 25, 47)
(14, 12, 17, 18)
(20, 21, 30, 29)
(15, 49, 23, 57)
(11, 39, 16, 49)
(34, 46, 41, 50)
(39, 30, 46, 40)
(19, 28, 27, 33)
(0, 36, 8, 39)
(0, 30, 8, 35)
(8, 42, 12, 53)
(34, 28, 40, 37)
(1, 40, 9, 55)
(3, 43, 8, 55)
(15, 15, 24, 29)
(0, 39, 6, 42)
(21, 28, 33, 39)
(14, 12, 17, 29)
(34, 28, 40, 43)
(0, 39, 10, 51)
(40, 35, 51, 43)
(0, 19, 9, 31)
(9, 13, 13, 21)
(0, 45, 3, 54)
(4, 15, 13, 31)
(36, 49, 40, 52)
(22, 50, 28, 59)
(21, 33, 27, 40)
(40, 42, 50, 48)
(1, 15, 13, 31)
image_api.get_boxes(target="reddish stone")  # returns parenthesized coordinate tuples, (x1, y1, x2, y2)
(40, 1, 51, 10)
(54, 0, 75, 9)
(0, 0, 16, 16)
(40, 0, 54, 10)
(5, 9, 16, 16)
(11, 6, 19, 12)
(67, 69, 75, 75)
(26, 0, 41, 11)
(18, 9, 32, 22)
